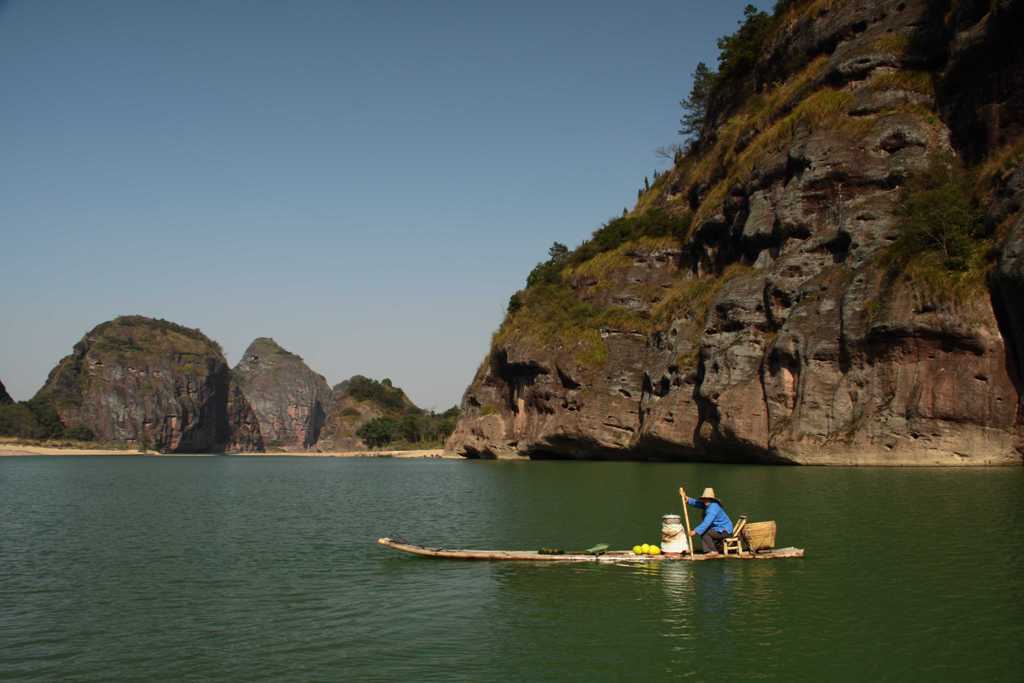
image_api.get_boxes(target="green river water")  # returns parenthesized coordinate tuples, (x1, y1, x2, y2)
(0, 456, 1021, 681)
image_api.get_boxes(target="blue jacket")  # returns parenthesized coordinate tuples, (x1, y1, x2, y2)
(687, 497, 734, 536)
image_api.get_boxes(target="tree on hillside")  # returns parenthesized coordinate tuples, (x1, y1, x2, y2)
(679, 62, 716, 142)
(357, 417, 398, 448)
(716, 5, 772, 84)
(548, 242, 569, 262)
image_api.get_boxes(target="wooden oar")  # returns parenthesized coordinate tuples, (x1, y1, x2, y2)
(678, 486, 694, 558)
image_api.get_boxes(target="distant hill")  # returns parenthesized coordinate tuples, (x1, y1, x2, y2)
(319, 375, 458, 450)
(1, 320, 456, 453)
(24, 315, 238, 451)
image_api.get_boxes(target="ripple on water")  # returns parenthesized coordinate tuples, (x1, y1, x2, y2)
(0, 457, 1021, 681)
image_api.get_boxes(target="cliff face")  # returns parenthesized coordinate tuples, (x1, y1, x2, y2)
(226, 376, 264, 452)
(230, 338, 331, 450)
(0, 380, 12, 405)
(448, 0, 1024, 465)
(35, 316, 232, 452)
(26, 321, 437, 453)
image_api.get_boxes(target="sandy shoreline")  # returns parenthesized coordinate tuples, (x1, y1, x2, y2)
(0, 444, 156, 456)
(241, 448, 458, 459)
(0, 442, 456, 459)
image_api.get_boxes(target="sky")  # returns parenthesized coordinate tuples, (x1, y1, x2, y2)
(0, 0, 769, 410)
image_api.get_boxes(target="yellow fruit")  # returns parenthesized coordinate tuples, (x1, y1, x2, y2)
(649, 546, 661, 555)
(632, 545, 642, 555)
(640, 543, 650, 554)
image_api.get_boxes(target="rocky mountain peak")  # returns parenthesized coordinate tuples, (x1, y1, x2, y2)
(239, 337, 302, 364)
(231, 338, 331, 450)
(34, 315, 232, 452)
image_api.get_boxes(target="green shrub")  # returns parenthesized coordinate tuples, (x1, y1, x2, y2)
(345, 376, 411, 413)
(0, 403, 46, 438)
(495, 280, 647, 369)
(24, 398, 65, 438)
(716, 5, 772, 87)
(356, 407, 460, 448)
(525, 258, 563, 288)
(887, 160, 985, 273)
(0, 397, 72, 439)
(64, 426, 95, 441)
(567, 209, 692, 269)
(357, 417, 398, 448)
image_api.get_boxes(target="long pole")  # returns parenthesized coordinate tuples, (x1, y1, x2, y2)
(678, 486, 694, 558)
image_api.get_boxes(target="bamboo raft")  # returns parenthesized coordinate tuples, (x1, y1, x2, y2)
(377, 537, 805, 562)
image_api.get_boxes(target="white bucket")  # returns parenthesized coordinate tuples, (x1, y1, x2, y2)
(661, 514, 688, 554)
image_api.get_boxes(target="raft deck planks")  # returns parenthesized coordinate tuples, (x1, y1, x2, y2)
(377, 537, 805, 562)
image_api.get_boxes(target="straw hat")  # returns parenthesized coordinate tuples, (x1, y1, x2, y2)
(699, 487, 718, 501)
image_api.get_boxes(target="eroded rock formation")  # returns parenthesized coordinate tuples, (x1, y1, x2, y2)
(230, 338, 331, 450)
(35, 316, 232, 452)
(447, 0, 1024, 465)
(226, 375, 264, 452)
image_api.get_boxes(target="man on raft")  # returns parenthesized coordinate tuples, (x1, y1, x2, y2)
(686, 487, 734, 555)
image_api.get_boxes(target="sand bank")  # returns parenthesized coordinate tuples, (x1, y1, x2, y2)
(0, 440, 457, 459)
(0, 442, 157, 456)
(241, 448, 459, 459)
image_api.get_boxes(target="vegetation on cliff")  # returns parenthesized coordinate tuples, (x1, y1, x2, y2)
(449, 0, 1024, 464)
(883, 158, 990, 292)
(495, 0, 1017, 367)
(339, 376, 459, 449)
(344, 376, 413, 413)
(0, 397, 94, 441)
(356, 406, 461, 449)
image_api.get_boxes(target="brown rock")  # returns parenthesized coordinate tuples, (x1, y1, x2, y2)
(226, 375, 264, 452)
(231, 338, 331, 450)
(447, 0, 1023, 465)
(35, 316, 232, 452)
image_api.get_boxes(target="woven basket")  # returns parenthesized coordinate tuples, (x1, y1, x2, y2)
(742, 521, 777, 552)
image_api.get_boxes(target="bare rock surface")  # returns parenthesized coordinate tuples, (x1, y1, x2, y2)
(35, 316, 232, 452)
(231, 338, 331, 450)
(448, 0, 1023, 465)
(226, 376, 264, 453)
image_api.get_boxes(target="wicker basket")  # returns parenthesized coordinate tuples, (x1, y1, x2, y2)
(742, 521, 777, 552)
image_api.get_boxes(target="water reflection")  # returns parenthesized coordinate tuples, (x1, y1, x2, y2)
(1, 457, 1021, 681)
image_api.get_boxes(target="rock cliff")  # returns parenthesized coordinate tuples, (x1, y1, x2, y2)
(448, 0, 1024, 465)
(230, 338, 331, 451)
(35, 316, 232, 452)
(226, 375, 264, 452)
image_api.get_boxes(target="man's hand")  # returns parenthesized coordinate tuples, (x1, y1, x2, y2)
(689, 530, 696, 537)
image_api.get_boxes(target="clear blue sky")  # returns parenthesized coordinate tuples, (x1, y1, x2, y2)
(0, 0, 768, 409)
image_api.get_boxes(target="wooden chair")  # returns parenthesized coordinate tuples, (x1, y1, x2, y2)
(722, 515, 748, 556)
